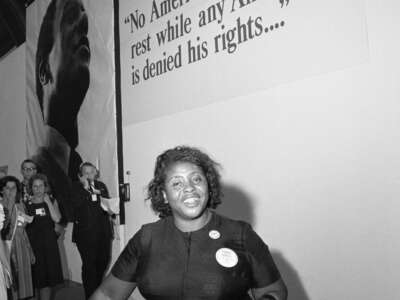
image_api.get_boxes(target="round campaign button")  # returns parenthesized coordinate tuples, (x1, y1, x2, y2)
(215, 248, 238, 268)
(209, 230, 221, 240)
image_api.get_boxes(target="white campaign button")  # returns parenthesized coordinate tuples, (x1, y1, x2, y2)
(209, 230, 221, 240)
(215, 248, 238, 268)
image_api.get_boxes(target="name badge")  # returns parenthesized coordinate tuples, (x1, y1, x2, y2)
(91, 194, 98, 202)
(35, 208, 46, 216)
(215, 248, 238, 268)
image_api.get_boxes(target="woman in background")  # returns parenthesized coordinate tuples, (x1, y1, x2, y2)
(91, 146, 288, 300)
(0, 202, 11, 299)
(0, 176, 35, 300)
(26, 173, 63, 300)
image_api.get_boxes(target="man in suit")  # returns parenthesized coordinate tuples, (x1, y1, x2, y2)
(71, 162, 113, 299)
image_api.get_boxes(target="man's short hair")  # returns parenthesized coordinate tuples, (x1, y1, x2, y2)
(79, 162, 98, 177)
(21, 159, 38, 170)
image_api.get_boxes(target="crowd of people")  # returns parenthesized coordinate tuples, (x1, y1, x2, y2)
(0, 159, 113, 300)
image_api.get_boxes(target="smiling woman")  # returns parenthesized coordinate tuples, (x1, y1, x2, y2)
(148, 146, 222, 219)
(90, 146, 288, 300)
(162, 161, 210, 229)
(148, 146, 221, 233)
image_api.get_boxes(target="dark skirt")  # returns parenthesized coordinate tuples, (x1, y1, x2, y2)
(29, 229, 63, 288)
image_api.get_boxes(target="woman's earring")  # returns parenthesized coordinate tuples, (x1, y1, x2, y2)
(162, 191, 168, 204)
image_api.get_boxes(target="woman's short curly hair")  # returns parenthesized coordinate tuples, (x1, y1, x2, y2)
(28, 173, 51, 195)
(147, 146, 222, 218)
(0, 176, 22, 202)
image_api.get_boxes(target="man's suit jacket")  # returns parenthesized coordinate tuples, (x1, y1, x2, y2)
(71, 180, 112, 243)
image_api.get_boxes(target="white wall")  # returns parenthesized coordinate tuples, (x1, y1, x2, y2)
(122, 1, 400, 299)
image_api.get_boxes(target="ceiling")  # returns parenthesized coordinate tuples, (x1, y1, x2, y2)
(0, 0, 35, 60)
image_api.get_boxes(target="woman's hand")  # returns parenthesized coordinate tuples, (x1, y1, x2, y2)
(89, 274, 136, 300)
(43, 194, 52, 205)
(44, 197, 62, 224)
(16, 210, 33, 226)
(251, 278, 288, 300)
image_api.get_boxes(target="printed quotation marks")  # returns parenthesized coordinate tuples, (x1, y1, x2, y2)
(279, 0, 290, 8)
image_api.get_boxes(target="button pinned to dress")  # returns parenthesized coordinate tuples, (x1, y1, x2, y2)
(215, 248, 238, 268)
(209, 230, 221, 240)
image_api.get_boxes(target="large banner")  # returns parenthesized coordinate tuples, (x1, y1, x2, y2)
(26, 0, 118, 220)
(120, 0, 369, 125)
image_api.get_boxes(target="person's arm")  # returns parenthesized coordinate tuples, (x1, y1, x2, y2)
(91, 228, 144, 299)
(70, 178, 90, 208)
(1, 205, 11, 238)
(0, 239, 11, 283)
(94, 181, 109, 198)
(96, 181, 115, 214)
(89, 274, 136, 300)
(243, 223, 288, 300)
(44, 195, 62, 223)
(251, 277, 288, 300)
(0, 204, 5, 231)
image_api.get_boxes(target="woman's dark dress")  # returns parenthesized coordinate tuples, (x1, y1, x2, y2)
(111, 213, 281, 300)
(26, 201, 63, 288)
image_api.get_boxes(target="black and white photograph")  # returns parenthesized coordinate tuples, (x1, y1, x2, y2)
(0, 0, 399, 299)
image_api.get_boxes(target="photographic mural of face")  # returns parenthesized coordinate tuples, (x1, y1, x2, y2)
(39, 0, 90, 132)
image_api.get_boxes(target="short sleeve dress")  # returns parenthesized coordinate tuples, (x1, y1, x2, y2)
(26, 200, 63, 288)
(5, 202, 35, 299)
(111, 213, 281, 300)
